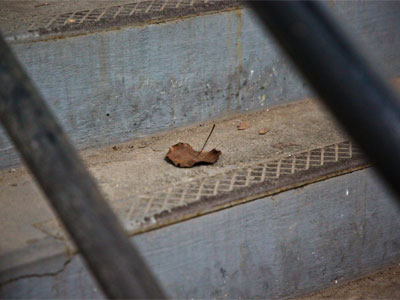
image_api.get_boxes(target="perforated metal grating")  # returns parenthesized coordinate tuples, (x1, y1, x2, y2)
(35, 140, 367, 241)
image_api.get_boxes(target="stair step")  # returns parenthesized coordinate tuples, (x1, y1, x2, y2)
(2, 99, 400, 299)
(1, 0, 241, 42)
(1, 2, 400, 169)
(2, 1, 400, 298)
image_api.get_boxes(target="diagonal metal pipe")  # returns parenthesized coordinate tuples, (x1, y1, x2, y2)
(248, 1, 400, 198)
(0, 34, 166, 299)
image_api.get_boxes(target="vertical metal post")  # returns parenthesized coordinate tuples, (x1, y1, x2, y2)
(249, 1, 400, 198)
(0, 34, 166, 299)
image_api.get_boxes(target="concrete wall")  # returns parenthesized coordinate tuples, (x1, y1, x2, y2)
(2, 168, 400, 298)
(1, 2, 400, 168)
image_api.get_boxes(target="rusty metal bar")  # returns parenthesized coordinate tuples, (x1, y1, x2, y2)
(0, 34, 166, 299)
(248, 1, 400, 198)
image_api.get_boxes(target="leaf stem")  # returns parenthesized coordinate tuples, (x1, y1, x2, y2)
(197, 124, 216, 156)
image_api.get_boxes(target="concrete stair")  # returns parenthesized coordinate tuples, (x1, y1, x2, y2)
(1, 1, 400, 298)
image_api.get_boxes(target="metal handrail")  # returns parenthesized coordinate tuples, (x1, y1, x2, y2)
(0, 34, 166, 299)
(249, 1, 400, 199)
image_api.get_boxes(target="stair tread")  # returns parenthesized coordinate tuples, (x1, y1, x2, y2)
(1, 0, 241, 42)
(0, 99, 368, 274)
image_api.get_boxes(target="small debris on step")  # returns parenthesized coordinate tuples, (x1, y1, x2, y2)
(237, 121, 251, 130)
(166, 143, 221, 167)
(272, 142, 299, 150)
(112, 146, 120, 151)
(34, 2, 51, 7)
(258, 128, 270, 135)
(166, 124, 221, 168)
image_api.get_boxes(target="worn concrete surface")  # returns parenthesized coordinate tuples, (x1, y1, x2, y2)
(1, 2, 400, 168)
(1, 98, 399, 299)
(0, 99, 347, 273)
(1, 2, 400, 298)
(2, 168, 400, 299)
(0, 7, 312, 168)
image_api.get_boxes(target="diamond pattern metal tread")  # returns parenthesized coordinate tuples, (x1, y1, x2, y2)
(35, 140, 368, 242)
(4, 0, 241, 41)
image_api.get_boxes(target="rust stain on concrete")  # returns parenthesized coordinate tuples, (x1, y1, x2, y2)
(235, 9, 243, 72)
(227, 11, 233, 74)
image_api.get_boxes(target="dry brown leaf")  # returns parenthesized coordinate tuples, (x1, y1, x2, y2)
(237, 121, 251, 130)
(272, 142, 299, 150)
(166, 143, 221, 168)
(258, 128, 270, 135)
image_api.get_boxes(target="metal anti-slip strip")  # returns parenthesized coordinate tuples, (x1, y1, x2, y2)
(26, 0, 241, 37)
(35, 140, 368, 241)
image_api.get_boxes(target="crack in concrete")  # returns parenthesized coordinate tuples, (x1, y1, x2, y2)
(0, 255, 74, 288)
